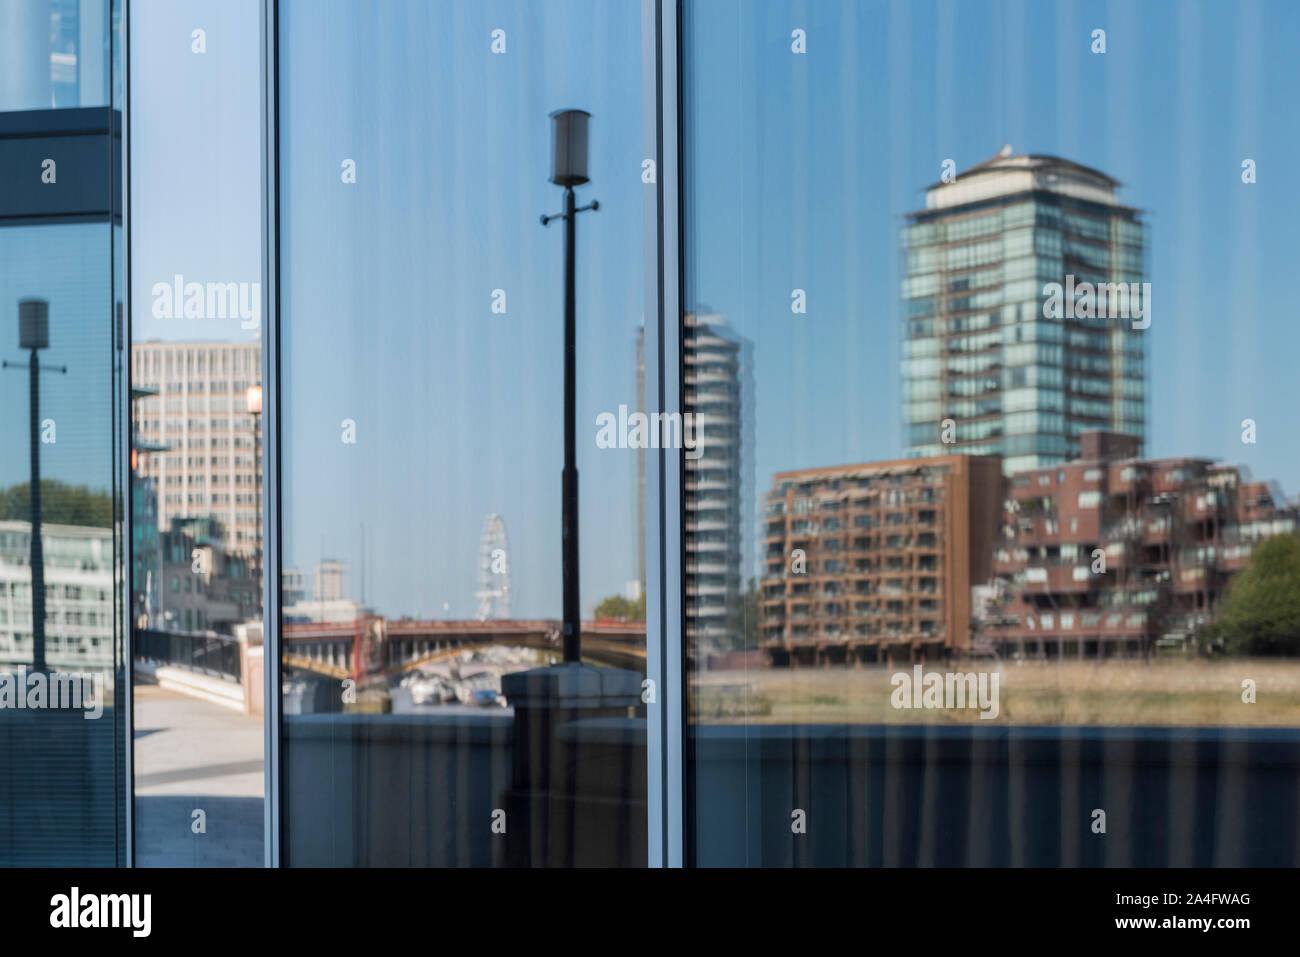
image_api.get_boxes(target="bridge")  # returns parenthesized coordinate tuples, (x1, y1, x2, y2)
(282, 617, 646, 681)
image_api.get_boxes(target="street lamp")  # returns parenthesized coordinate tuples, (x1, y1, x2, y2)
(247, 384, 263, 604)
(2, 299, 67, 673)
(540, 109, 598, 664)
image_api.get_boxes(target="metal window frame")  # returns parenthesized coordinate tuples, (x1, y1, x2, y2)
(120, 0, 134, 870)
(261, 0, 283, 869)
(643, 0, 686, 869)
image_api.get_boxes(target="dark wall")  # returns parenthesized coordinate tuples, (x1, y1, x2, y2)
(692, 724, 1300, 867)
(283, 714, 1300, 867)
(0, 706, 121, 866)
(0, 107, 122, 223)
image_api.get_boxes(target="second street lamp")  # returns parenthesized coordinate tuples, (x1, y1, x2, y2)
(2, 298, 68, 674)
(246, 384, 263, 600)
(541, 109, 598, 664)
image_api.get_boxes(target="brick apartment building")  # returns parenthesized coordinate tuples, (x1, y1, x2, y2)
(983, 431, 1299, 658)
(759, 454, 1003, 665)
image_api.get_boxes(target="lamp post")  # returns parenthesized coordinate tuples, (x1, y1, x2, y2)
(246, 384, 263, 603)
(540, 109, 598, 664)
(2, 299, 67, 673)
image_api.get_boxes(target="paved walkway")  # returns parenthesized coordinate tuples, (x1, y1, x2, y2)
(133, 681, 264, 867)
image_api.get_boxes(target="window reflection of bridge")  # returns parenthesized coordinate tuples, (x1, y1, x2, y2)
(282, 617, 646, 681)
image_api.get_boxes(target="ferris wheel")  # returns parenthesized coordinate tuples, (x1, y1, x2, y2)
(475, 513, 511, 620)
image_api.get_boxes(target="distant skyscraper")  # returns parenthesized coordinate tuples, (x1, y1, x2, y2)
(131, 340, 262, 555)
(901, 149, 1146, 475)
(314, 558, 348, 602)
(684, 312, 750, 648)
(281, 559, 364, 624)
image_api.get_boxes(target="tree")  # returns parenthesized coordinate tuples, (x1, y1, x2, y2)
(594, 589, 646, 622)
(724, 577, 760, 650)
(1209, 534, 1300, 656)
(0, 480, 112, 528)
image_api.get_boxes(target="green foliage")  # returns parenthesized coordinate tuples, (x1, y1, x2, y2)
(725, 577, 760, 650)
(1210, 534, 1300, 656)
(594, 589, 646, 622)
(0, 480, 112, 528)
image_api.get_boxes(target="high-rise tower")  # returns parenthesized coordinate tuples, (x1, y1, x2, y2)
(901, 149, 1146, 475)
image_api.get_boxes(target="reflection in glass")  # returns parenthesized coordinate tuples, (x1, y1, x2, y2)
(278, 0, 647, 866)
(0, 3, 126, 865)
(683, 0, 1300, 866)
(127, 0, 265, 867)
(0, 0, 118, 111)
(0, 222, 123, 865)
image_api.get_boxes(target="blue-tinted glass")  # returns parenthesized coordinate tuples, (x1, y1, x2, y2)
(128, 0, 265, 867)
(0, 225, 123, 865)
(278, 0, 647, 866)
(0, 0, 125, 868)
(0, 0, 115, 111)
(683, 0, 1300, 866)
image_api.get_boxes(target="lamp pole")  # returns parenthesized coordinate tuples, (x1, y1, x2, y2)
(541, 109, 598, 664)
(3, 299, 67, 673)
(247, 385, 263, 605)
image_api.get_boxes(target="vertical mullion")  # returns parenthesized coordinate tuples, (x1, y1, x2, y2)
(260, 0, 282, 869)
(641, 0, 665, 869)
(644, 0, 686, 869)
(662, 0, 686, 871)
(121, 0, 134, 870)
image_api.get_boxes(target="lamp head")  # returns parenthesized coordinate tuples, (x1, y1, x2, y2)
(18, 299, 49, 351)
(549, 109, 591, 187)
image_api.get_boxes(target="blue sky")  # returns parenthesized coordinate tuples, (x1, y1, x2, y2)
(0, 225, 115, 493)
(125, 0, 1300, 617)
(687, 0, 1300, 504)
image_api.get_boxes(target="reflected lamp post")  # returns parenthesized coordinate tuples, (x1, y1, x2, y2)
(2, 299, 67, 673)
(540, 109, 598, 663)
(246, 384, 263, 603)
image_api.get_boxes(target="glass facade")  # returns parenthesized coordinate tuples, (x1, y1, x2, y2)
(128, 0, 265, 866)
(3, 0, 1300, 874)
(680, 0, 1300, 867)
(0, 1, 126, 866)
(276, 0, 648, 866)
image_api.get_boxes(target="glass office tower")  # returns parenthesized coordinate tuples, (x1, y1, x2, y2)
(901, 152, 1147, 475)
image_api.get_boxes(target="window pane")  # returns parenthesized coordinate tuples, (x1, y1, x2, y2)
(128, 0, 265, 867)
(683, 0, 1300, 866)
(0, 0, 117, 111)
(0, 49, 126, 865)
(278, 0, 647, 866)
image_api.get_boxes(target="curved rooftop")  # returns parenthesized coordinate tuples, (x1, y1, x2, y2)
(922, 147, 1128, 212)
